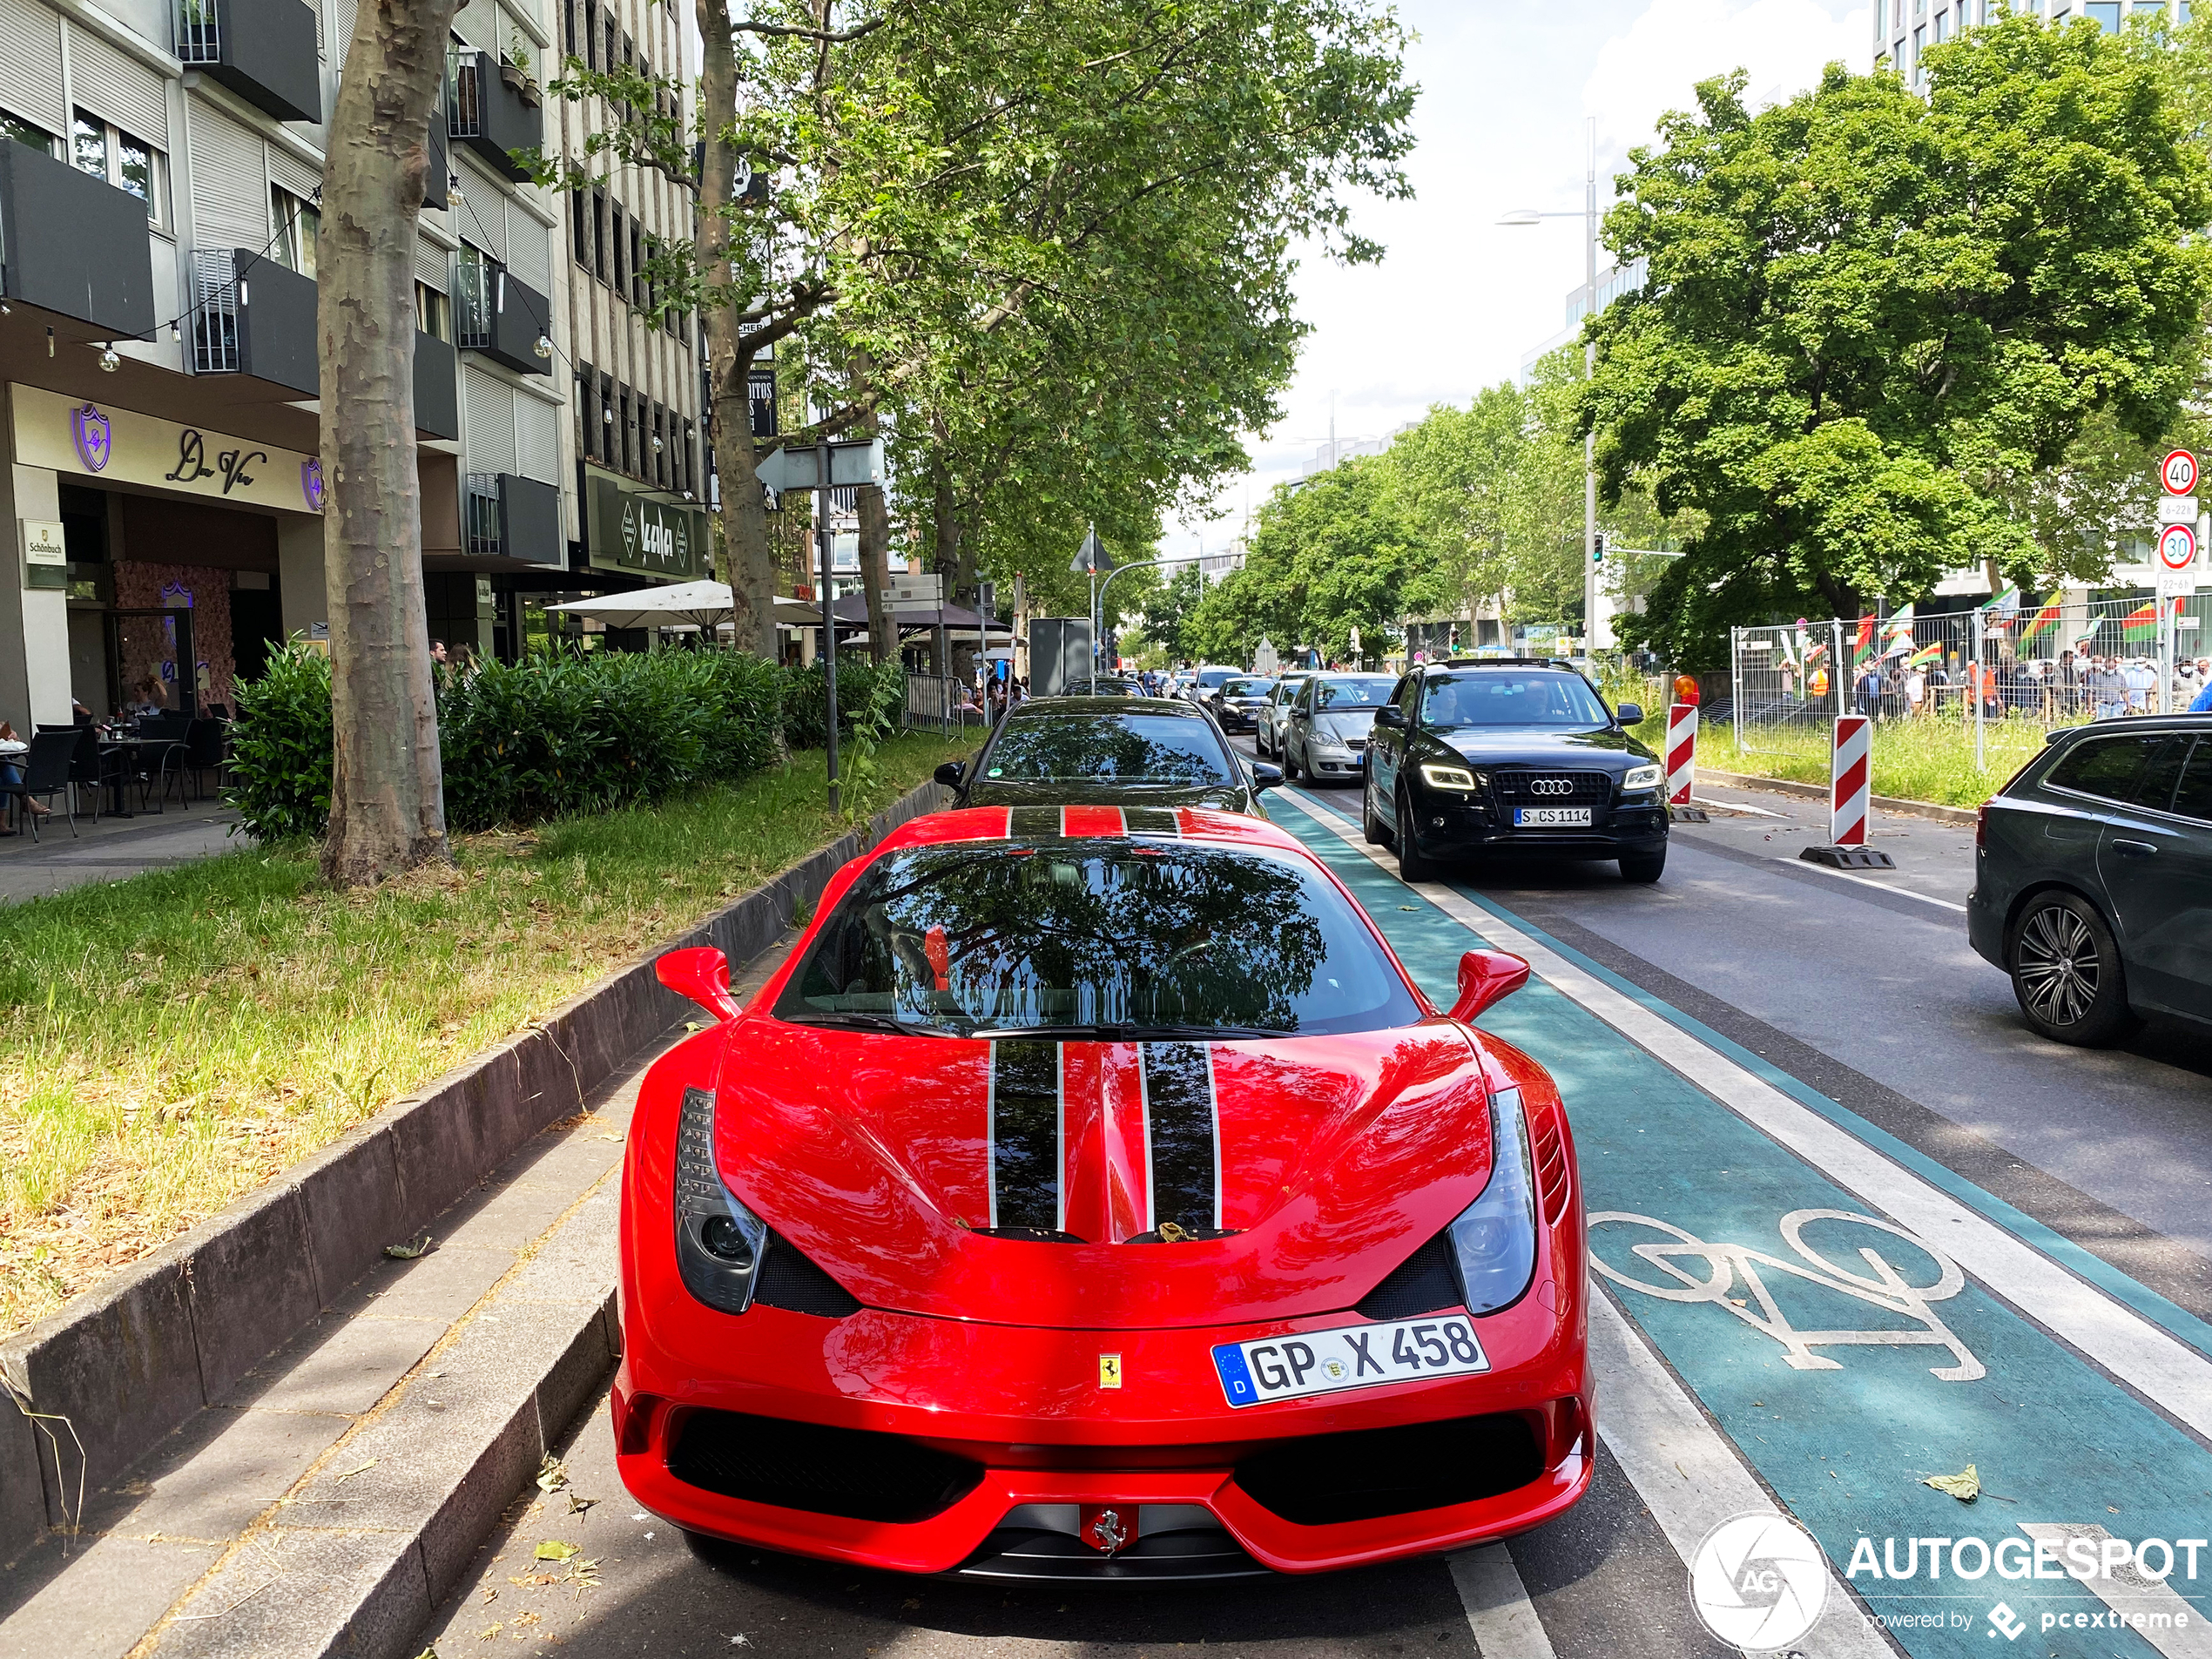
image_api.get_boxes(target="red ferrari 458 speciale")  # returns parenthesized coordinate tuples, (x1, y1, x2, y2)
(614, 804, 1590, 1580)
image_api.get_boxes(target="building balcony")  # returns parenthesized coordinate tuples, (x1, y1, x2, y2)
(465, 471, 561, 565)
(176, 0, 320, 123)
(189, 249, 316, 395)
(415, 330, 459, 440)
(0, 139, 154, 337)
(453, 258, 551, 377)
(447, 48, 541, 182)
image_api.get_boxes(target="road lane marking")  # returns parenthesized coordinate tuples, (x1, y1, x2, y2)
(2014, 1524, 2212, 1659)
(1770, 855, 1969, 914)
(1447, 1543, 1560, 1659)
(1278, 786, 2212, 1441)
(1691, 794, 1790, 818)
(1588, 1288, 1893, 1658)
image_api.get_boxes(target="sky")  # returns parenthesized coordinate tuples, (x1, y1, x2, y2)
(1157, 0, 1873, 563)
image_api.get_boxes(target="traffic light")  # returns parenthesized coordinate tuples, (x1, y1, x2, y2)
(1592, 532, 1606, 564)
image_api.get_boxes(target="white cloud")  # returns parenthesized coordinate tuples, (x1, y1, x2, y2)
(1586, 0, 1871, 157)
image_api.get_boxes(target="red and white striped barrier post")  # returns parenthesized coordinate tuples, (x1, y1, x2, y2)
(1666, 704, 1698, 806)
(1830, 713, 1871, 846)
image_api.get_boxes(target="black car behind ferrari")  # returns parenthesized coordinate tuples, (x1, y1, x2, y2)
(934, 695, 1282, 816)
(1968, 715, 2212, 1046)
(1362, 659, 1667, 883)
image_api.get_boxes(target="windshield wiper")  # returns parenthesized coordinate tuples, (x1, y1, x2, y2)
(785, 1012, 950, 1037)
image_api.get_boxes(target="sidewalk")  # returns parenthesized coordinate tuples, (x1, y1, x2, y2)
(0, 799, 242, 904)
(0, 925, 797, 1659)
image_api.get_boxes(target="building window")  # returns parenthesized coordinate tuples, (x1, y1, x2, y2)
(682, 420, 696, 494)
(415, 281, 450, 341)
(72, 110, 166, 226)
(571, 190, 590, 269)
(2085, 0, 2121, 23)
(1912, 23, 1926, 80)
(610, 202, 627, 295)
(455, 243, 494, 347)
(591, 188, 608, 279)
(272, 185, 320, 278)
(630, 219, 645, 308)
(0, 110, 53, 155)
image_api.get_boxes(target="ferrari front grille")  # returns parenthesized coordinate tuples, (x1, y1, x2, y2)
(668, 1409, 983, 1523)
(1354, 1233, 1460, 1321)
(1235, 1413, 1545, 1526)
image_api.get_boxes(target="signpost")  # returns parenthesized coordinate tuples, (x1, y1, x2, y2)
(2157, 452, 2201, 709)
(1071, 525, 1112, 691)
(755, 440, 887, 813)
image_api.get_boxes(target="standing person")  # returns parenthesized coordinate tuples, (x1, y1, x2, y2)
(2054, 650, 2080, 719)
(1903, 658, 1927, 718)
(2123, 657, 2155, 714)
(2192, 658, 2212, 712)
(2087, 656, 2130, 720)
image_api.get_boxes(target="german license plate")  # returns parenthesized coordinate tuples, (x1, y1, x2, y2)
(1211, 1313, 1488, 1407)
(1514, 806, 1591, 827)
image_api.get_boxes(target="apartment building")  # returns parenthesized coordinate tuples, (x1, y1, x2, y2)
(0, 0, 577, 728)
(1880, 0, 2184, 87)
(552, 0, 705, 605)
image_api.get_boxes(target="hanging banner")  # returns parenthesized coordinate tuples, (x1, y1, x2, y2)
(10, 384, 323, 515)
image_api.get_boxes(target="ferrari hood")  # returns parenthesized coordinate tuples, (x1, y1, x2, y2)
(711, 1022, 1494, 1330)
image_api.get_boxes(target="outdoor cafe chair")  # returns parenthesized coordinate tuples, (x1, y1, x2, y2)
(3, 731, 79, 841)
(64, 725, 111, 823)
(177, 718, 227, 802)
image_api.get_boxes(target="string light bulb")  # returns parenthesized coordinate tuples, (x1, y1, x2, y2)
(534, 333, 552, 358)
(98, 346, 121, 373)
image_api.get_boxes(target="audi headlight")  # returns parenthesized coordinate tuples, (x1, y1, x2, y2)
(675, 1086, 768, 1314)
(1420, 763, 1482, 792)
(1622, 763, 1663, 792)
(1447, 1086, 1539, 1315)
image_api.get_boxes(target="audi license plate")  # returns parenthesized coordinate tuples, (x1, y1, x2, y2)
(1514, 806, 1592, 827)
(1211, 1313, 1488, 1407)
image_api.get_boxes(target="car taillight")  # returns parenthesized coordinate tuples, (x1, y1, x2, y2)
(1975, 802, 1988, 851)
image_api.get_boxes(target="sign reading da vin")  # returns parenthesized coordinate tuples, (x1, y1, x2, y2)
(1212, 1312, 1488, 1407)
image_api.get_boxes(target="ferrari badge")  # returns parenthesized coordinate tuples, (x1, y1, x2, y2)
(1098, 1352, 1123, 1388)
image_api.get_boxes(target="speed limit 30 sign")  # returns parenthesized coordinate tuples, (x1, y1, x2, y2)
(2163, 448, 2199, 495)
(2159, 522, 2197, 571)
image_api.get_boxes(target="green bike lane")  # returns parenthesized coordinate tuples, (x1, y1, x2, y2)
(1268, 790, 2212, 1659)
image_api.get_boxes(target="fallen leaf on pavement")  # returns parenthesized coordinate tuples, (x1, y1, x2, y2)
(385, 1234, 434, 1260)
(535, 1541, 579, 1561)
(535, 1455, 568, 1494)
(335, 1459, 379, 1481)
(566, 1493, 598, 1515)
(1923, 1465, 1979, 1501)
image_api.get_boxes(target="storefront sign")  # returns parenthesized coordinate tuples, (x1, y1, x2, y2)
(587, 469, 705, 580)
(21, 520, 65, 565)
(10, 384, 323, 516)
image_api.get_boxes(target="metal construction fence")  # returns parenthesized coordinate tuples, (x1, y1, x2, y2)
(1728, 594, 2212, 754)
(902, 673, 993, 737)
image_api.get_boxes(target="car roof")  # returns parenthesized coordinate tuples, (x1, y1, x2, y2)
(1425, 658, 1578, 671)
(882, 804, 1305, 854)
(1008, 695, 1201, 716)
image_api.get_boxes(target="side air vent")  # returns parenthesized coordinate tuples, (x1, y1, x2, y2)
(755, 1232, 863, 1317)
(1354, 1233, 1460, 1321)
(1236, 1413, 1545, 1526)
(1533, 1116, 1569, 1226)
(670, 1409, 982, 1522)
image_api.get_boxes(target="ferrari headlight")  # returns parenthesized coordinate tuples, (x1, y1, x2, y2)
(1622, 763, 1663, 792)
(675, 1086, 768, 1314)
(1420, 763, 1481, 792)
(1447, 1086, 1538, 1315)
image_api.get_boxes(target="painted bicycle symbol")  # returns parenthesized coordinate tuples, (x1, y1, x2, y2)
(1590, 1209, 1986, 1382)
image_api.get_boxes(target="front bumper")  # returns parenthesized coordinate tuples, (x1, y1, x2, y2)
(615, 1289, 1590, 1576)
(1403, 792, 1668, 858)
(1304, 742, 1368, 779)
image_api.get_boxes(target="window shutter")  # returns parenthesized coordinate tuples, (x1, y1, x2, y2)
(0, 0, 65, 134)
(185, 97, 267, 253)
(516, 391, 558, 483)
(67, 24, 168, 146)
(462, 364, 517, 474)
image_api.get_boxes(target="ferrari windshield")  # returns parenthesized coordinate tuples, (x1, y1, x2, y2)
(1317, 676, 1396, 708)
(1420, 671, 1609, 729)
(978, 714, 1230, 786)
(777, 840, 1421, 1037)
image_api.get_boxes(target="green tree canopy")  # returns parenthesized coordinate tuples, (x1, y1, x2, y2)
(1585, 16, 2212, 665)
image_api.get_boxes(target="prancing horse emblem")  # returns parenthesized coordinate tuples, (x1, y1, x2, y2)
(1088, 1508, 1127, 1555)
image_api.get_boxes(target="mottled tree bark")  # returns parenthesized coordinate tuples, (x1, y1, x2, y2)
(318, 0, 462, 886)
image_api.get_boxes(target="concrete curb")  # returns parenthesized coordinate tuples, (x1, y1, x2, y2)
(0, 775, 944, 1570)
(1696, 767, 1982, 828)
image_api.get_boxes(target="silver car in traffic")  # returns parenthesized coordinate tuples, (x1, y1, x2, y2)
(1283, 671, 1399, 785)
(1256, 673, 1312, 760)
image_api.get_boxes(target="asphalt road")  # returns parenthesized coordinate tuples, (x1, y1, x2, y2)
(411, 741, 2212, 1659)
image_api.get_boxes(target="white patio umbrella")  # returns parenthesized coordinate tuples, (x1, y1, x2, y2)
(542, 580, 736, 631)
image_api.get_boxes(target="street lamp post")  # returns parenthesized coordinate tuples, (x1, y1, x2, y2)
(1501, 116, 1602, 659)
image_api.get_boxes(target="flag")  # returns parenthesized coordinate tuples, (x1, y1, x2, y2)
(2122, 600, 2161, 642)
(1851, 615, 1877, 665)
(1983, 583, 2021, 622)
(1909, 642, 1942, 667)
(2018, 603, 2062, 644)
(1885, 604, 1917, 641)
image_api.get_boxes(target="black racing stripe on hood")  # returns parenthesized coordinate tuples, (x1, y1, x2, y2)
(1008, 806, 1062, 841)
(1123, 806, 1181, 836)
(1141, 1041, 1217, 1232)
(989, 1039, 1062, 1231)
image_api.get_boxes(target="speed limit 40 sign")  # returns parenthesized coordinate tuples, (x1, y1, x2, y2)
(2163, 448, 2198, 495)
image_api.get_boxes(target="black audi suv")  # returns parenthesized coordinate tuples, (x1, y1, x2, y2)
(1362, 659, 1667, 882)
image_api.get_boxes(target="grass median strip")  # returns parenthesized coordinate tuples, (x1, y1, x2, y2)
(0, 732, 967, 1338)
(1633, 708, 2063, 808)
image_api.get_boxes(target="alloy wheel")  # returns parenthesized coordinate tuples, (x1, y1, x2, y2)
(2016, 904, 2098, 1028)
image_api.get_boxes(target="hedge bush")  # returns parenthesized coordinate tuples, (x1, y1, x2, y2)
(226, 644, 900, 840)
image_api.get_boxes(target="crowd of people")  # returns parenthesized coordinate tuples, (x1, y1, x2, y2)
(1791, 650, 2212, 722)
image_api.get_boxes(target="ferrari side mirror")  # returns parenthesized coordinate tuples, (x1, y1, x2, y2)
(1251, 761, 1284, 791)
(934, 759, 966, 790)
(658, 946, 744, 1022)
(1449, 949, 1529, 1023)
